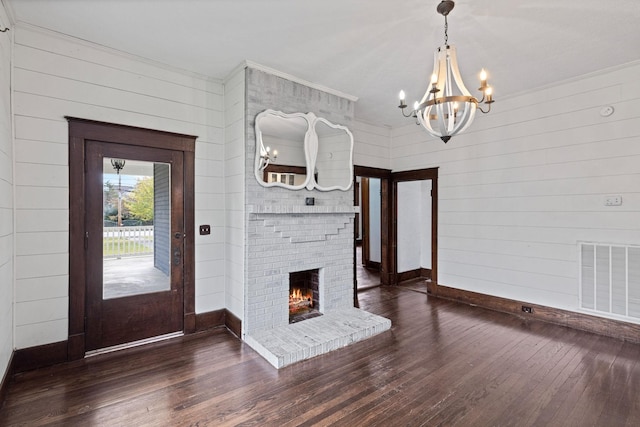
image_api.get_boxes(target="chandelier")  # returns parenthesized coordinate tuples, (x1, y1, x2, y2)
(398, 0, 494, 143)
(258, 145, 278, 171)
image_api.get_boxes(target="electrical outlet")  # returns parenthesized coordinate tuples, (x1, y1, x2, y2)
(604, 195, 622, 206)
(199, 225, 211, 235)
(522, 306, 533, 314)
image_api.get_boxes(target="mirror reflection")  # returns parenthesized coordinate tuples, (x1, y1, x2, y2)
(255, 111, 309, 189)
(254, 109, 354, 191)
(314, 119, 353, 191)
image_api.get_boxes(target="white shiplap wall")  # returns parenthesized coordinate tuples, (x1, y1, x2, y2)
(12, 25, 225, 348)
(351, 119, 390, 170)
(391, 61, 640, 314)
(223, 66, 245, 320)
(0, 3, 13, 382)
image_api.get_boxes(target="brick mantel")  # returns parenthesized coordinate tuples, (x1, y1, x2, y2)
(247, 205, 359, 215)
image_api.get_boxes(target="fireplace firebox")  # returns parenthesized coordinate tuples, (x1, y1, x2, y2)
(289, 269, 321, 323)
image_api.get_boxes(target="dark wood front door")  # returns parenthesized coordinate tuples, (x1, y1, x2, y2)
(84, 140, 185, 351)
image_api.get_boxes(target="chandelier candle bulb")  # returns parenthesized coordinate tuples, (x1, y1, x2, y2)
(398, 90, 407, 108)
(485, 87, 493, 103)
(479, 69, 487, 89)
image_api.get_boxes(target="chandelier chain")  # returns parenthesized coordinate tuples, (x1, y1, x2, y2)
(444, 15, 448, 45)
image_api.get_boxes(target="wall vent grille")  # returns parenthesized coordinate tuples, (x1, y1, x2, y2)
(580, 243, 640, 321)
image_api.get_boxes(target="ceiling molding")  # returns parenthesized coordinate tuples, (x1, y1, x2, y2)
(498, 58, 640, 104)
(243, 60, 359, 103)
(1, 0, 16, 26)
(13, 21, 223, 85)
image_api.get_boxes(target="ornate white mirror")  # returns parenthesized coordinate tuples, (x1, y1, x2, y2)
(312, 118, 354, 191)
(254, 109, 353, 191)
(254, 110, 310, 190)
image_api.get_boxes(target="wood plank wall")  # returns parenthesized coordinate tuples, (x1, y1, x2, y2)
(222, 67, 245, 321)
(0, 2, 14, 387)
(351, 119, 391, 170)
(391, 60, 640, 320)
(11, 25, 226, 351)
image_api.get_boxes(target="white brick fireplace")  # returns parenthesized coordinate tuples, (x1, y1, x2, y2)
(245, 205, 359, 332)
(244, 207, 391, 368)
(241, 67, 391, 368)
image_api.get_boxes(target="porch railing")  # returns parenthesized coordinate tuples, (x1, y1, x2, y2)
(103, 225, 154, 258)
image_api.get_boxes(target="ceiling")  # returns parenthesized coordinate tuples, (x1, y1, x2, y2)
(4, 0, 640, 128)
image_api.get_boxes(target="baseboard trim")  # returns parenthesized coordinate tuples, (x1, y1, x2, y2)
(13, 341, 68, 374)
(0, 351, 14, 409)
(195, 309, 225, 331)
(396, 269, 421, 283)
(365, 260, 381, 270)
(225, 310, 242, 338)
(430, 283, 640, 344)
(397, 268, 432, 283)
(194, 308, 242, 338)
(11, 310, 242, 375)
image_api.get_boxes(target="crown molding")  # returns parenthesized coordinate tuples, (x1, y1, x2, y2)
(242, 60, 359, 102)
(0, 0, 14, 30)
(13, 21, 222, 85)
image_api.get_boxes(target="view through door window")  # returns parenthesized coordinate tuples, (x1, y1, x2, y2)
(102, 158, 171, 299)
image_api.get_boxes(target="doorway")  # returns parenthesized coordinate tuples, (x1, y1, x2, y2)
(353, 167, 391, 300)
(68, 119, 196, 359)
(360, 177, 382, 269)
(392, 168, 438, 288)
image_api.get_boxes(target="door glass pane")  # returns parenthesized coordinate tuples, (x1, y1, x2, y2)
(102, 158, 171, 299)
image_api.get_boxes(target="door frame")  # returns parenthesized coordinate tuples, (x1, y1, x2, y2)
(391, 167, 439, 288)
(68, 118, 196, 361)
(353, 166, 392, 298)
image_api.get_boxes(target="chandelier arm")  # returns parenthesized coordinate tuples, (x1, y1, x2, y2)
(399, 106, 416, 118)
(477, 103, 492, 114)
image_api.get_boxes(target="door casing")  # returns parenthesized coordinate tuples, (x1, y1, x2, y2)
(353, 166, 392, 300)
(391, 168, 439, 287)
(68, 118, 196, 360)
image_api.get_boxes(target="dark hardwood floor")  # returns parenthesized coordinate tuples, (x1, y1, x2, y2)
(2, 286, 640, 426)
(356, 244, 381, 290)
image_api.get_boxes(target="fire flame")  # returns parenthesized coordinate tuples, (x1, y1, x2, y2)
(289, 287, 313, 314)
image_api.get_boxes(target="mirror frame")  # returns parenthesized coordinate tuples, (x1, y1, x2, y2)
(254, 110, 311, 190)
(310, 117, 354, 191)
(254, 109, 354, 191)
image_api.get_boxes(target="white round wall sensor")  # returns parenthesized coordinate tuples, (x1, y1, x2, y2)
(600, 106, 614, 117)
